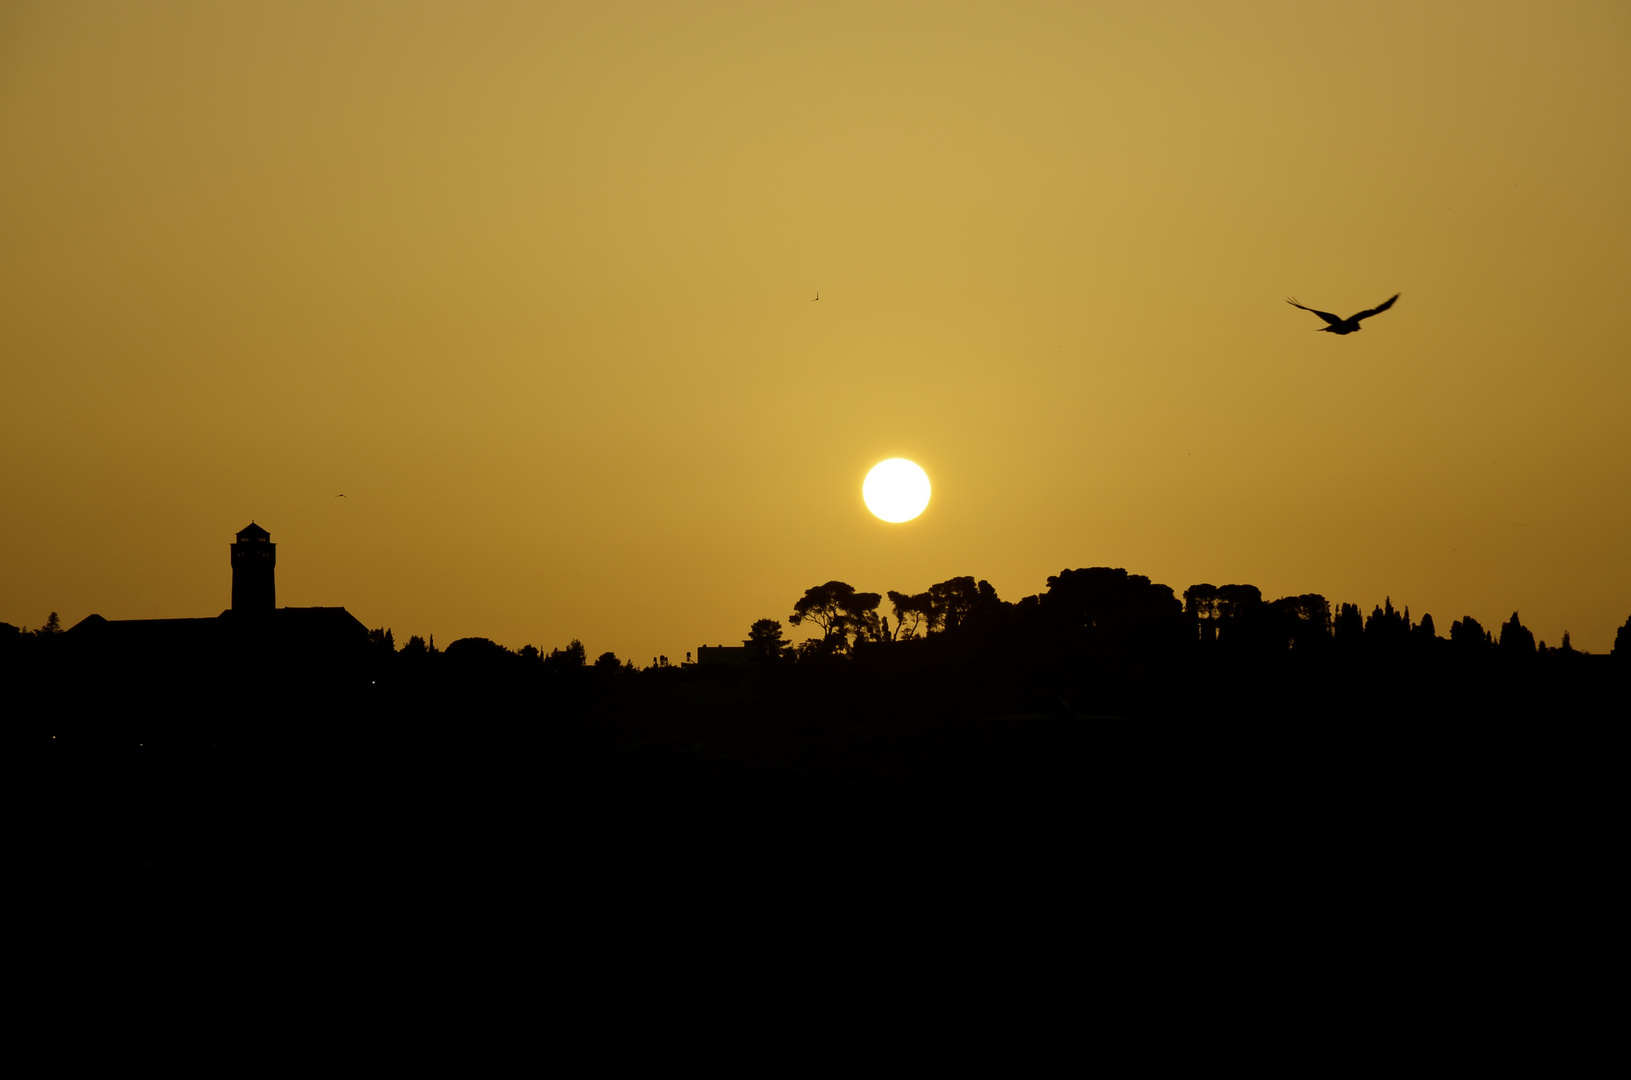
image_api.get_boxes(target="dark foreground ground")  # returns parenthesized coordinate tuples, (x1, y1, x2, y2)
(23, 669, 1620, 1044)
(28, 651, 1620, 907)
(18, 619, 1621, 1053)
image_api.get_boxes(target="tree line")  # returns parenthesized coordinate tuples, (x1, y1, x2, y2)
(6, 566, 1625, 730)
(729, 570, 1631, 666)
(6, 568, 1629, 673)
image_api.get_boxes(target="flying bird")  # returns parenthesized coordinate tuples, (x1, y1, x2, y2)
(335, 494, 346, 498)
(810, 291, 819, 302)
(1286, 293, 1399, 335)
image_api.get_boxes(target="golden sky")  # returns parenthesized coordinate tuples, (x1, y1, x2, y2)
(2, 1, 1627, 657)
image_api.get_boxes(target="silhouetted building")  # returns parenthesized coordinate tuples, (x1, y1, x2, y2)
(231, 522, 276, 612)
(697, 642, 752, 667)
(67, 523, 368, 691)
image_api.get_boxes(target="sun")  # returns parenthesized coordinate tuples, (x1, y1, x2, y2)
(863, 459, 931, 523)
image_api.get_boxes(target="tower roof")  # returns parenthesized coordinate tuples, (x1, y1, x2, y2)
(236, 522, 271, 541)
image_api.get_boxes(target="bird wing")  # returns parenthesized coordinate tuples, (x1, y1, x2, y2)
(1286, 298, 1343, 325)
(1349, 294, 1399, 322)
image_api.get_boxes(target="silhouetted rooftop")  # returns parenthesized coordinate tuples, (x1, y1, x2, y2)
(68, 606, 368, 651)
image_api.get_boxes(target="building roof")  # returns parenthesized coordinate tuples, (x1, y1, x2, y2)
(236, 522, 271, 541)
(67, 606, 370, 661)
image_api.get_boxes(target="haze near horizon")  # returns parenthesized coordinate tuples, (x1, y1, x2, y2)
(2, 1, 1627, 658)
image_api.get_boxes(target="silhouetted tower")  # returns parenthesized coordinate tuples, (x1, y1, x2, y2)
(231, 522, 276, 612)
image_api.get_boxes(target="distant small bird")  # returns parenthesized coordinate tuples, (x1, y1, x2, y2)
(810, 291, 819, 302)
(336, 494, 347, 498)
(1286, 293, 1399, 335)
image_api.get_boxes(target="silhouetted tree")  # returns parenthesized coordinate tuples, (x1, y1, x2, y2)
(36, 612, 62, 636)
(445, 637, 509, 657)
(928, 577, 983, 634)
(368, 627, 396, 654)
(1270, 593, 1331, 650)
(790, 581, 853, 648)
(1187, 584, 1270, 645)
(1184, 584, 1219, 619)
(594, 650, 622, 670)
(1334, 603, 1364, 646)
(1364, 598, 1409, 641)
(544, 639, 587, 671)
(747, 618, 792, 662)
(887, 590, 936, 640)
(790, 582, 881, 653)
(1615, 615, 1630, 659)
(1271, 593, 1330, 629)
(969, 579, 1006, 630)
(1499, 612, 1536, 658)
(1450, 616, 1490, 650)
(1215, 585, 1266, 645)
(1216, 585, 1263, 619)
(846, 592, 886, 644)
(402, 635, 428, 657)
(1184, 584, 1220, 642)
(1416, 613, 1437, 640)
(443, 637, 518, 680)
(1039, 568, 1183, 645)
